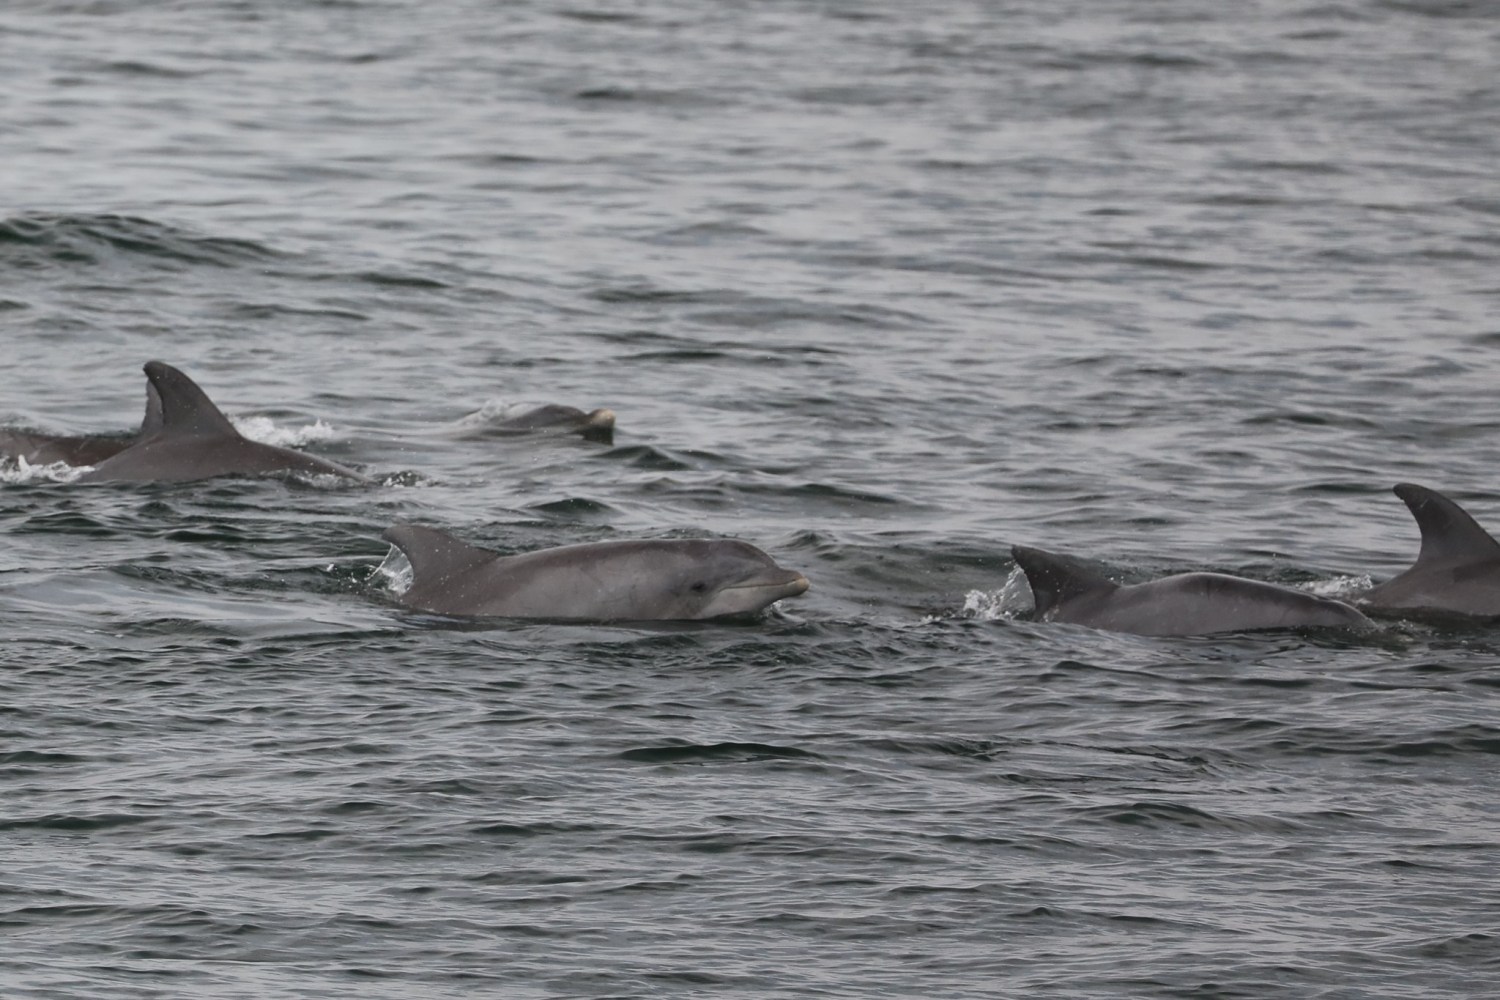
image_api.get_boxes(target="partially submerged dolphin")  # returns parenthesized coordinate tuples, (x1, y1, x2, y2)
(1011, 545, 1370, 636)
(79, 361, 368, 484)
(452, 403, 616, 444)
(1362, 483, 1500, 617)
(1, 380, 162, 467)
(383, 524, 809, 620)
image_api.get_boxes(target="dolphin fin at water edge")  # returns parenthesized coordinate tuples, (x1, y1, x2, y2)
(1011, 544, 1370, 636)
(80, 361, 368, 484)
(1361, 483, 1500, 617)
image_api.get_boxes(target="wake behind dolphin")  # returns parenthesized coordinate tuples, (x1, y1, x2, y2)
(79, 362, 368, 484)
(383, 523, 809, 621)
(1011, 545, 1370, 636)
(1362, 483, 1500, 617)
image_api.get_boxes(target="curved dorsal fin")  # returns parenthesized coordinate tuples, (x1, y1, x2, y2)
(1394, 483, 1500, 566)
(143, 361, 240, 439)
(1011, 545, 1117, 616)
(383, 524, 497, 584)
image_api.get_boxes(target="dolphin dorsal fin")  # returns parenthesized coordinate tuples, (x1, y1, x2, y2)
(1011, 545, 1118, 616)
(1394, 483, 1500, 566)
(383, 524, 497, 584)
(143, 361, 240, 439)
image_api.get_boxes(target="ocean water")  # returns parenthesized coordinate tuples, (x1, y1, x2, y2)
(4, 1, 1500, 997)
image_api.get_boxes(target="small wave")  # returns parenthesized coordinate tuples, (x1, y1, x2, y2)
(740, 481, 912, 507)
(0, 212, 280, 271)
(1069, 800, 1294, 833)
(592, 445, 699, 471)
(230, 416, 338, 449)
(87, 58, 199, 79)
(859, 737, 1014, 761)
(525, 497, 618, 520)
(0, 812, 154, 833)
(618, 742, 823, 764)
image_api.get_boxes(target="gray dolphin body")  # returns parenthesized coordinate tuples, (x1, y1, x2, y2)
(384, 524, 809, 620)
(1, 381, 162, 467)
(79, 361, 368, 484)
(1011, 545, 1370, 636)
(456, 404, 616, 444)
(1362, 483, 1500, 617)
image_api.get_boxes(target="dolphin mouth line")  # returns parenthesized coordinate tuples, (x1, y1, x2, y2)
(723, 569, 810, 593)
(723, 573, 809, 596)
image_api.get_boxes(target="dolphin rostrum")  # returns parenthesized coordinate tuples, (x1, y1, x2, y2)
(1361, 483, 1500, 617)
(1, 378, 162, 467)
(383, 524, 809, 620)
(1011, 545, 1370, 636)
(79, 361, 368, 484)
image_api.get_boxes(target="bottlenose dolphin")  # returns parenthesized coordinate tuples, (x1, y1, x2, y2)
(1011, 545, 1370, 636)
(1361, 483, 1500, 617)
(0, 380, 162, 467)
(383, 524, 809, 620)
(452, 403, 616, 444)
(492, 404, 615, 443)
(79, 361, 368, 484)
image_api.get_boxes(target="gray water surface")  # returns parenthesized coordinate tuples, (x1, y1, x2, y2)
(4, 2, 1499, 998)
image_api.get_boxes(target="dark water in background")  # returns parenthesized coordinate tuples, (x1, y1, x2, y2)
(4, 1, 1500, 996)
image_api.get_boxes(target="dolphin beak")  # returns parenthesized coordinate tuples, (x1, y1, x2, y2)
(786, 573, 810, 596)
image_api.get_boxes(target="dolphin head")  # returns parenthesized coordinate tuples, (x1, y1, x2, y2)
(662, 539, 809, 619)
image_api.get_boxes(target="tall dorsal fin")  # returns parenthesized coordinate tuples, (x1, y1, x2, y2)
(1394, 483, 1500, 566)
(142, 361, 240, 439)
(1011, 545, 1118, 616)
(383, 524, 497, 584)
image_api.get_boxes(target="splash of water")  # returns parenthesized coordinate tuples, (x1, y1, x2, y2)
(231, 416, 338, 449)
(0, 455, 92, 484)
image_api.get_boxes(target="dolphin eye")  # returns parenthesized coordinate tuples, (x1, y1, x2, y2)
(690, 581, 707, 593)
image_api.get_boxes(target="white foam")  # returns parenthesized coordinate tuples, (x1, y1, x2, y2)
(922, 566, 1033, 623)
(0, 455, 93, 484)
(1303, 573, 1373, 599)
(231, 416, 338, 449)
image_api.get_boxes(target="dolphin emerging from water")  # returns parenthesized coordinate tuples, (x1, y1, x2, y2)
(383, 524, 809, 620)
(78, 361, 368, 484)
(483, 404, 616, 444)
(1361, 483, 1500, 617)
(441, 403, 617, 445)
(1011, 545, 1370, 636)
(0, 379, 162, 467)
